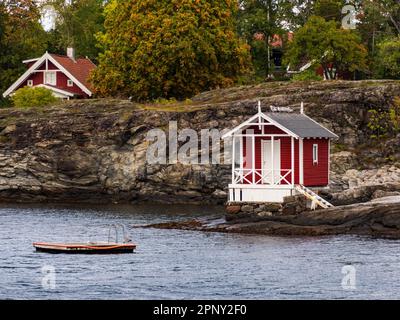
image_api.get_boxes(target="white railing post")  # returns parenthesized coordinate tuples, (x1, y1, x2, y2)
(252, 135, 255, 184)
(232, 136, 235, 184)
(271, 137, 274, 185)
(291, 137, 295, 186)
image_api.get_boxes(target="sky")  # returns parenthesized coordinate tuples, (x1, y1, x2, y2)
(36, 0, 57, 31)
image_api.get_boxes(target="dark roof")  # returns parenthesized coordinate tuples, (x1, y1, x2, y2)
(265, 112, 338, 139)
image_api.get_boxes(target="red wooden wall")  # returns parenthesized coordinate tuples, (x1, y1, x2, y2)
(241, 124, 329, 187)
(303, 138, 329, 186)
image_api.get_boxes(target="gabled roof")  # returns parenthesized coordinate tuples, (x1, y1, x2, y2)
(222, 111, 299, 139)
(50, 54, 96, 92)
(223, 109, 338, 139)
(3, 52, 96, 98)
(265, 112, 338, 139)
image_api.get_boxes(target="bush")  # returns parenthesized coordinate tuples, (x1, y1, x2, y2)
(12, 87, 59, 109)
(375, 38, 400, 79)
(0, 97, 12, 109)
(291, 69, 323, 82)
(367, 99, 400, 139)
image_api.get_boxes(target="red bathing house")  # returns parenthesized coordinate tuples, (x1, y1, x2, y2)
(223, 103, 338, 206)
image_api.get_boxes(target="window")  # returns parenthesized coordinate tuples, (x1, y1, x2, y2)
(67, 79, 73, 87)
(27, 80, 33, 87)
(44, 71, 56, 86)
(313, 144, 318, 165)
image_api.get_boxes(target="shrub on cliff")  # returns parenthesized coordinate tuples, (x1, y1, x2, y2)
(12, 87, 59, 109)
(291, 70, 323, 82)
(90, 0, 251, 101)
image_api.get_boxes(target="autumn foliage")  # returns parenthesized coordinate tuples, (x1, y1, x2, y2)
(90, 0, 251, 101)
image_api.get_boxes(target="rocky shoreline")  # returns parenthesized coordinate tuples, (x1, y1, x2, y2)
(138, 196, 400, 239)
(0, 80, 399, 204)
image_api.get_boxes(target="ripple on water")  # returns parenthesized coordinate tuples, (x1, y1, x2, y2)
(0, 203, 400, 299)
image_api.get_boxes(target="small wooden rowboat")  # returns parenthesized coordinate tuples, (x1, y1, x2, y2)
(33, 242, 136, 254)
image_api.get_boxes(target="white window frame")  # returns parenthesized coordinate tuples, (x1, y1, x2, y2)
(313, 144, 318, 165)
(67, 79, 73, 87)
(27, 80, 33, 87)
(44, 71, 57, 86)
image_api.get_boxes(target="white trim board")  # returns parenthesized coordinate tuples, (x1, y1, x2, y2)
(3, 54, 49, 97)
(302, 113, 339, 139)
(35, 84, 75, 97)
(222, 111, 299, 139)
(46, 54, 92, 96)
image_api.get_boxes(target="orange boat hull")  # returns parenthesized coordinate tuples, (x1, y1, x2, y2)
(33, 242, 136, 254)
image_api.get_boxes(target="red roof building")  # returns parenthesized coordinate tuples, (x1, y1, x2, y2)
(3, 48, 96, 99)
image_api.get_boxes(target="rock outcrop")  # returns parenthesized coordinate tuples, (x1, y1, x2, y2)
(226, 195, 310, 221)
(139, 196, 400, 239)
(0, 80, 399, 204)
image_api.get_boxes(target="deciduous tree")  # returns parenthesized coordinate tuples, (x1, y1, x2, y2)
(0, 0, 47, 107)
(42, 0, 105, 61)
(284, 16, 368, 79)
(375, 37, 400, 79)
(91, 0, 251, 100)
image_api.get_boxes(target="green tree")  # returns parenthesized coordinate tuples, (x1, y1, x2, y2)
(12, 87, 59, 109)
(284, 16, 368, 79)
(357, 0, 399, 57)
(314, 0, 345, 22)
(375, 37, 400, 79)
(42, 0, 105, 61)
(0, 0, 48, 106)
(91, 0, 251, 100)
(237, 0, 284, 78)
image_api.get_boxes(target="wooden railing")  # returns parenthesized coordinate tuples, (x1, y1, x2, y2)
(233, 169, 293, 185)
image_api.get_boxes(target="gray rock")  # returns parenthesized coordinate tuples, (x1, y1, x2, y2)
(257, 211, 273, 217)
(372, 190, 400, 200)
(0, 80, 400, 204)
(261, 203, 282, 212)
(241, 205, 254, 213)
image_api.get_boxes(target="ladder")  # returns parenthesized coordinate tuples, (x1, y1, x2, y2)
(295, 185, 334, 210)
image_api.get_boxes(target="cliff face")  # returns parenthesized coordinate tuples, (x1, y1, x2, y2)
(0, 80, 399, 204)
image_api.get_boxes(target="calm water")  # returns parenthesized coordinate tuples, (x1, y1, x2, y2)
(0, 203, 400, 300)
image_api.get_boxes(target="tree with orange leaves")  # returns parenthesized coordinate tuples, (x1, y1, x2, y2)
(90, 0, 251, 101)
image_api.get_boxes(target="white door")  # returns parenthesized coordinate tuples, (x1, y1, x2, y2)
(262, 140, 281, 184)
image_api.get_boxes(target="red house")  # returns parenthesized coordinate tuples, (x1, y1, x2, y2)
(223, 102, 338, 206)
(3, 48, 96, 100)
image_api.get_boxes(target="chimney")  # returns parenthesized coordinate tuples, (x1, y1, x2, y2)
(67, 47, 75, 61)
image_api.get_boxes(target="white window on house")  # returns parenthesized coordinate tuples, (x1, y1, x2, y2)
(313, 144, 318, 165)
(67, 79, 73, 87)
(44, 71, 57, 86)
(27, 80, 33, 87)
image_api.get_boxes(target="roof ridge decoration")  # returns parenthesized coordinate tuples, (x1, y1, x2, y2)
(270, 105, 294, 113)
